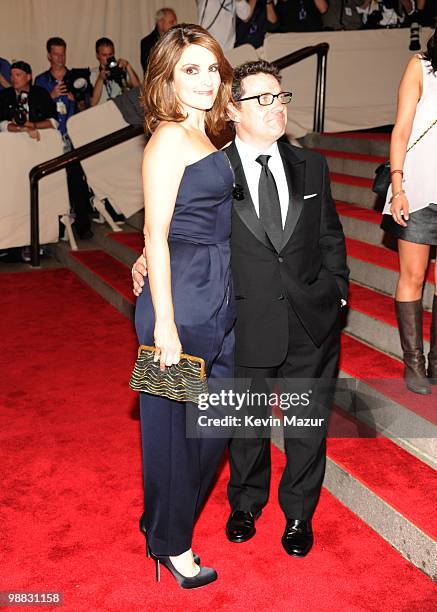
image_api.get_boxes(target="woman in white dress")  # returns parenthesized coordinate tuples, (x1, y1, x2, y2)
(381, 29, 437, 395)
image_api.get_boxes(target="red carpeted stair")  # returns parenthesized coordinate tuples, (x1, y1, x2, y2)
(330, 173, 374, 189)
(336, 201, 381, 224)
(314, 149, 386, 164)
(328, 408, 437, 539)
(71, 250, 135, 304)
(1, 269, 436, 611)
(346, 237, 436, 283)
(323, 131, 391, 141)
(348, 282, 431, 340)
(108, 231, 144, 254)
(340, 333, 436, 424)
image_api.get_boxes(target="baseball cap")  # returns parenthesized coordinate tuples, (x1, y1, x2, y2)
(10, 61, 32, 74)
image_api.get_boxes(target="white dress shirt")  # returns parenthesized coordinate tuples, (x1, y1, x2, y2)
(234, 135, 290, 228)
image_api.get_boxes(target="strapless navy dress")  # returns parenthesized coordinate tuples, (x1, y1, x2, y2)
(135, 150, 235, 556)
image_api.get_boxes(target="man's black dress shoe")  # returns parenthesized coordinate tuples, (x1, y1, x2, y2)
(281, 519, 313, 557)
(226, 510, 261, 543)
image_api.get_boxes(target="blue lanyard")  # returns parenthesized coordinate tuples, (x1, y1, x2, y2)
(104, 78, 113, 99)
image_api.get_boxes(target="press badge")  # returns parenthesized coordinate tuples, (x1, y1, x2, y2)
(57, 100, 67, 115)
(345, 7, 353, 16)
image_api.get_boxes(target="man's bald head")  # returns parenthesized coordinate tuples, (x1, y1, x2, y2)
(156, 8, 177, 35)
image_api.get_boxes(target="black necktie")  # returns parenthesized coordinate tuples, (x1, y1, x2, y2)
(256, 154, 283, 252)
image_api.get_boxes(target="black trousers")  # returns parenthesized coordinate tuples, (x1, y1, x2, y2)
(228, 303, 340, 520)
(66, 161, 92, 236)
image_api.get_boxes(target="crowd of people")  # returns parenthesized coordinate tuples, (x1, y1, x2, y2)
(139, 2, 437, 58)
(0, 35, 140, 261)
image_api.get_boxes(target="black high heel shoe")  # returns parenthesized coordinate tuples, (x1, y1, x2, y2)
(152, 554, 217, 589)
(139, 513, 200, 565)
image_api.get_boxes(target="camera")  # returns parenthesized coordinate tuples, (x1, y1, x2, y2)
(105, 56, 126, 87)
(63, 68, 92, 102)
(365, 0, 401, 28)
(366, 8, 383, 27)
(13, 92, 28, 126)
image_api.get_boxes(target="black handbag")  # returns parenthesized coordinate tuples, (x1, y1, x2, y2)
(372, 161, 391, 195)
(372, 118, 437, 197)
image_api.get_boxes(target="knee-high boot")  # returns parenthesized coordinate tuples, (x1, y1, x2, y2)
(395, 299, 431, 395)
(428, 295, 437, 383)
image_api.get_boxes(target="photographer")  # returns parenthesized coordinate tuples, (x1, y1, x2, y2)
(359, 0, 403, 27)
(276, 0, 328, 32)
(197, 0, 255, 50)
(0, 61, 57, 140)
(235, 0, 279, 48)
(0, 57, 11, 90)
(322, 0, 367, 29)
(90, 38, 140, 107)
(35, 37, 93, 240)
(35, 37, 90, 137)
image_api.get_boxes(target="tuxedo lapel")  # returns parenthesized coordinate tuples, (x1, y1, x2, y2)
(279, 143, 305, 250)
(225, 142, 272, 250)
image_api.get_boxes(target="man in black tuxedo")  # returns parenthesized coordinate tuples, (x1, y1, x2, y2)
(132, 60, 348, 557)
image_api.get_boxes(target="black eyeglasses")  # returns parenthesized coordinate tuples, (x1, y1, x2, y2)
(236, 91, 293, 106)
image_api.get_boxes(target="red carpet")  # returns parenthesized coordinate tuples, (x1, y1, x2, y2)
(1, 270, 436, 611)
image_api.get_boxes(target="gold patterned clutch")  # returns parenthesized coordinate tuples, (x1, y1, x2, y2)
(129, 345, 208, 404)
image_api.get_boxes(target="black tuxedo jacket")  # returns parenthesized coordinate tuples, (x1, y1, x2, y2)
(140, 28, 160, 73)
(224, 140, 349, 368)
(0, 85, 57, 124)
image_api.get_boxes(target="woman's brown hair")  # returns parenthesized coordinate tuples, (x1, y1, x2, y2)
(142, 23, 233, 135)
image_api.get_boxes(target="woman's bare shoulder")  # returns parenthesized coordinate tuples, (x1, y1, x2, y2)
(149, 121, 187, 144)
(405, 54, 423, 75)
(144, 122, 187, 159)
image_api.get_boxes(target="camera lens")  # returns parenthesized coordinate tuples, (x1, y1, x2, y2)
(14, 109, 27, 126)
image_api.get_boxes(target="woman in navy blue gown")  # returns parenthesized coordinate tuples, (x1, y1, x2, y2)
(135, 24, 235, 588)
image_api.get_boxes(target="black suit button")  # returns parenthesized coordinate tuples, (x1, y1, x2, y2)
(278, 294, 284, 300)
(278, 257, 284, 263)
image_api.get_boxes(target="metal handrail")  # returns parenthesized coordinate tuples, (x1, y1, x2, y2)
(273, 42, 329, 133)
(29, 43, 329, 267)
(29, 124, 143, 266)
